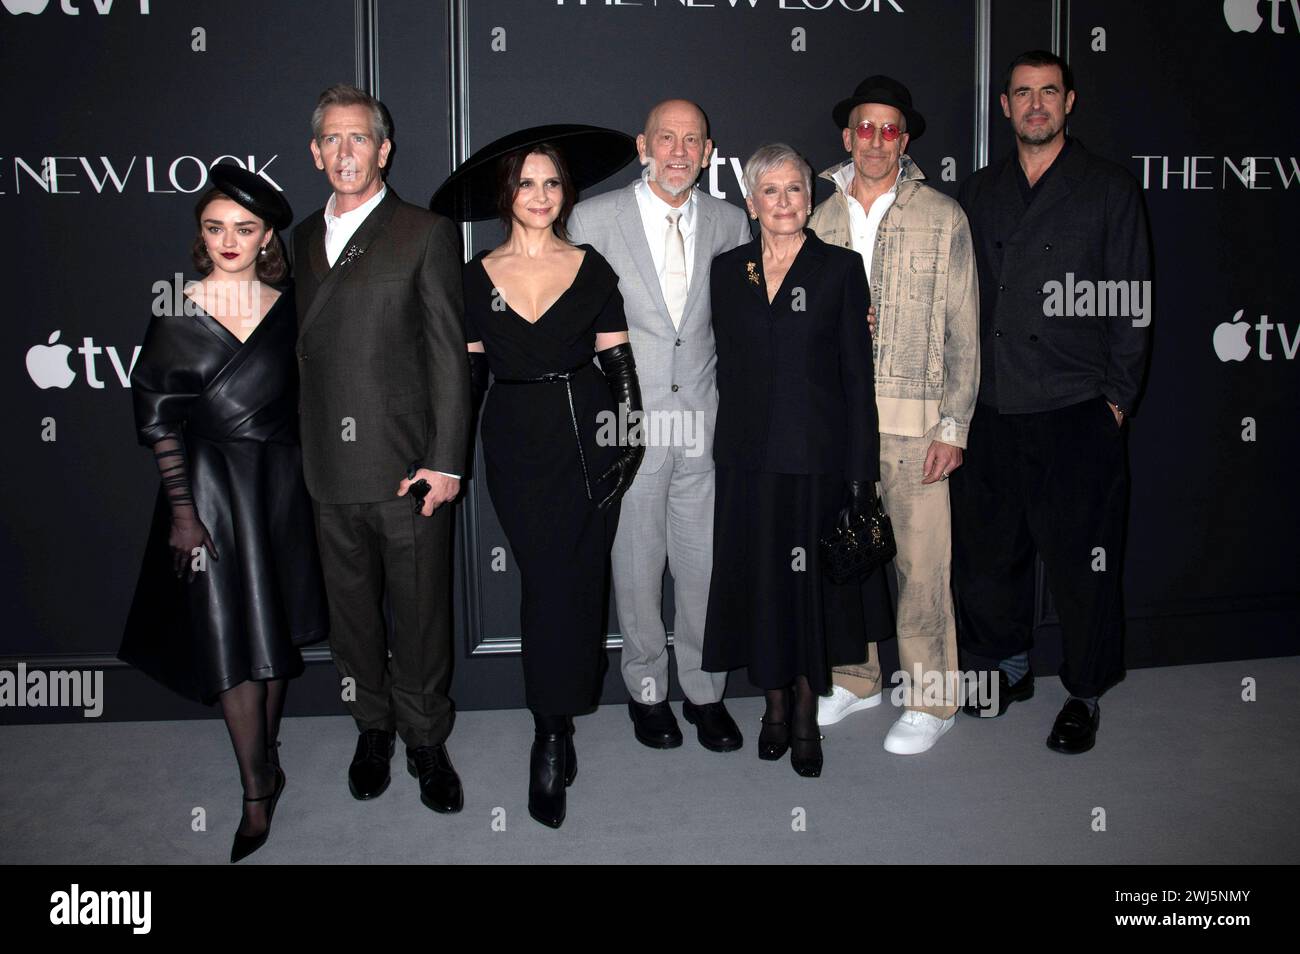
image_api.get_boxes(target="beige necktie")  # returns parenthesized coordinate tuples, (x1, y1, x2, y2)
(664, 210, 687, 330)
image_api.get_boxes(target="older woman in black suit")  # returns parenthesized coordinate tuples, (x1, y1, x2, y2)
(702, 143, 888, 777)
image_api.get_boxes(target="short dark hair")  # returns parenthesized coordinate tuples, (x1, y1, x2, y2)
(495, 144, 577, 241)
(190, 185, 288, 284)
(1002, 49, 1075, 96)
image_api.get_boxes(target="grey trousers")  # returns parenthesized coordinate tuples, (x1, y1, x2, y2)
(612, 452, 726, 706)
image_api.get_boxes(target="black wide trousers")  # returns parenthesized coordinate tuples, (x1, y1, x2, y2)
(949, 397, 1128, 698)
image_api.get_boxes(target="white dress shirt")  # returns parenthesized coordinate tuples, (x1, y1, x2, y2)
(323, 185, 459, 481)
(635, 172, 698, 296)
(324, 185, 388, 267)
(831, 162, 901, 281)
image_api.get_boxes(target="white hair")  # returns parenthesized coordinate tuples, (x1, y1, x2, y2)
(742, 142, 812, 198)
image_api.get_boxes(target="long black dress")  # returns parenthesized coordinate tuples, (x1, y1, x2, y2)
(464, 245, 625, 716)
(702, 232, 894, 693)
(120, 289, 328, 703)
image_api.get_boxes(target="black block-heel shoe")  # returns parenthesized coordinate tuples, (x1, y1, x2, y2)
(790, 733, 823, 778)
(230, 766, 285, 864)
(528, 732, 568, 829)
(757, 717, 791, 761)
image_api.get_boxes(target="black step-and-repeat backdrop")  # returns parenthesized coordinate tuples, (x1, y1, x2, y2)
(1, 0, 1295, 724)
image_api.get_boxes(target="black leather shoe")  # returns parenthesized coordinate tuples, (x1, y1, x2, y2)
(757, 717, 790, 761)
(962, 669, 1034, 718)
(790, 733, 823, 778)
(627, 699, 683, 749)
(1046, 699, 1099, 754)
(348, 729, 394, 800)
(230, 766, 284, 863)
(406, 744, 464, 813)
(528, 732, 567, 828)
(682, 700, 743, 752)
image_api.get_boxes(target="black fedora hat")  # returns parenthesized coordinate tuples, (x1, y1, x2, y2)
(207, 162, 293, 231)
(432, 124, 638, 222)
(832, 75, 926, 141)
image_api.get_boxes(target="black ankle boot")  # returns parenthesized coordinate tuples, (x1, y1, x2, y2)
(528, 731, 567, 828)
(564, 716, 577, 787)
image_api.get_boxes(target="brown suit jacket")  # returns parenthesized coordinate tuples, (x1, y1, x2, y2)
(293, 188, 470, 504)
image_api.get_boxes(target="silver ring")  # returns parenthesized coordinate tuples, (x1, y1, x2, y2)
(941, 472, 949, 480)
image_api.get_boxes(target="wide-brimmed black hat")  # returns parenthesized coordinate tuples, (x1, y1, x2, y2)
(432, 124, 637, 222)
(832, 75, 926, 141)
(207, 162, 293, 231)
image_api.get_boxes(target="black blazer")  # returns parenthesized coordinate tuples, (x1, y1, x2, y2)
(710, 229, 879, 483)
(958, 139, 1152, 415)
(293, 188, 470, 504)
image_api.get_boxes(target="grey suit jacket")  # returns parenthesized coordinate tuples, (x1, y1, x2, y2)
(568, 180, 750, 474)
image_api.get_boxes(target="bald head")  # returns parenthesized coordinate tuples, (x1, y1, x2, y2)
(643, 99, 708, 140)
(637, 99, 714, 206)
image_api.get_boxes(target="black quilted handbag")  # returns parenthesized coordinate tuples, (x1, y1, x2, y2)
(818, 490, 897, 585)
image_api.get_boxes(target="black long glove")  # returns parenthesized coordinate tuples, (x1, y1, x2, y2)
(468, 351, 490, 413)
(837, 479, 874, 527)
(594, 342, 645, 509)
(150, 436, 219, 581)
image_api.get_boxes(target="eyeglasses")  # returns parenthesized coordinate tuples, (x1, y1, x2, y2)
(854, 120, 903, 142)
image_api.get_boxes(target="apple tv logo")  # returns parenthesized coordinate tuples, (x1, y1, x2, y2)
(1223, 0, 1300, 33)
(25, 330, 141, 389)
(1213, 309, 1300, 362)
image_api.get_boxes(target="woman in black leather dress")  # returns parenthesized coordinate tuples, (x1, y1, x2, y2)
(120, 165, 328, 862)
(440, 127, 642, 829)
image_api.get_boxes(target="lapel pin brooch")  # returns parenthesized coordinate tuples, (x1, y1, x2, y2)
(339, 244, 366, 266)
(746, 261, 760, 286)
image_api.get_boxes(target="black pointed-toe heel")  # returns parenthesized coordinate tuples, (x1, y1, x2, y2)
(230, 766, 285, 863)
(528, 732, 567, 829)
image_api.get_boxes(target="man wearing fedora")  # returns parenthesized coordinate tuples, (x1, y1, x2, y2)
(810, 76, 979, 754)
(294, 83, 470, 810)
(567, 99, 751, 753)
(952, 51, 1150, 753)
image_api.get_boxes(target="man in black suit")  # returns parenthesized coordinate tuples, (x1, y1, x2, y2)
(294, 84, 470, 811)
(953, 51, 1151, 753)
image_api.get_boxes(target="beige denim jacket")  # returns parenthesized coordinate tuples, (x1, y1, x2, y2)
(810, 155, 980, 448)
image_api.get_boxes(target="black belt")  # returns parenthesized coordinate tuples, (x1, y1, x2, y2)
(493, 359, 596, 500)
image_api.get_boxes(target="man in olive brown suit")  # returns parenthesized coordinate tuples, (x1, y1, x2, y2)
(294, 84, 470, 813)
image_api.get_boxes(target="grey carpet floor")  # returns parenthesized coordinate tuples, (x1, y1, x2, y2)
(3, 657, 1298, 864)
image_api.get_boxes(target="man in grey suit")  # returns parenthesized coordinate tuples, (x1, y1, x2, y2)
(568, 99, 750, 752)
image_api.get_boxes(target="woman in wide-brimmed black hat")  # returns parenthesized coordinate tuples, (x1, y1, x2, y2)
(438, 126, 641, 829)
(120, 163, 328, 862)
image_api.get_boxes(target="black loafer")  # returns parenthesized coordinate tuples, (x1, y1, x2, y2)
(682, 700, 743, 752)
(406, 744, 464, 813)
(627, 699, 683, 749)
(1046, 699, 1099, 754)
(962, 669, 1034, 718)
(348, 729, 394, 800)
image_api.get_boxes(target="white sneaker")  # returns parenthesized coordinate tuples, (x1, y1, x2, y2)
(817, 685, 882, 727)
(882, 710, 954, 755)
